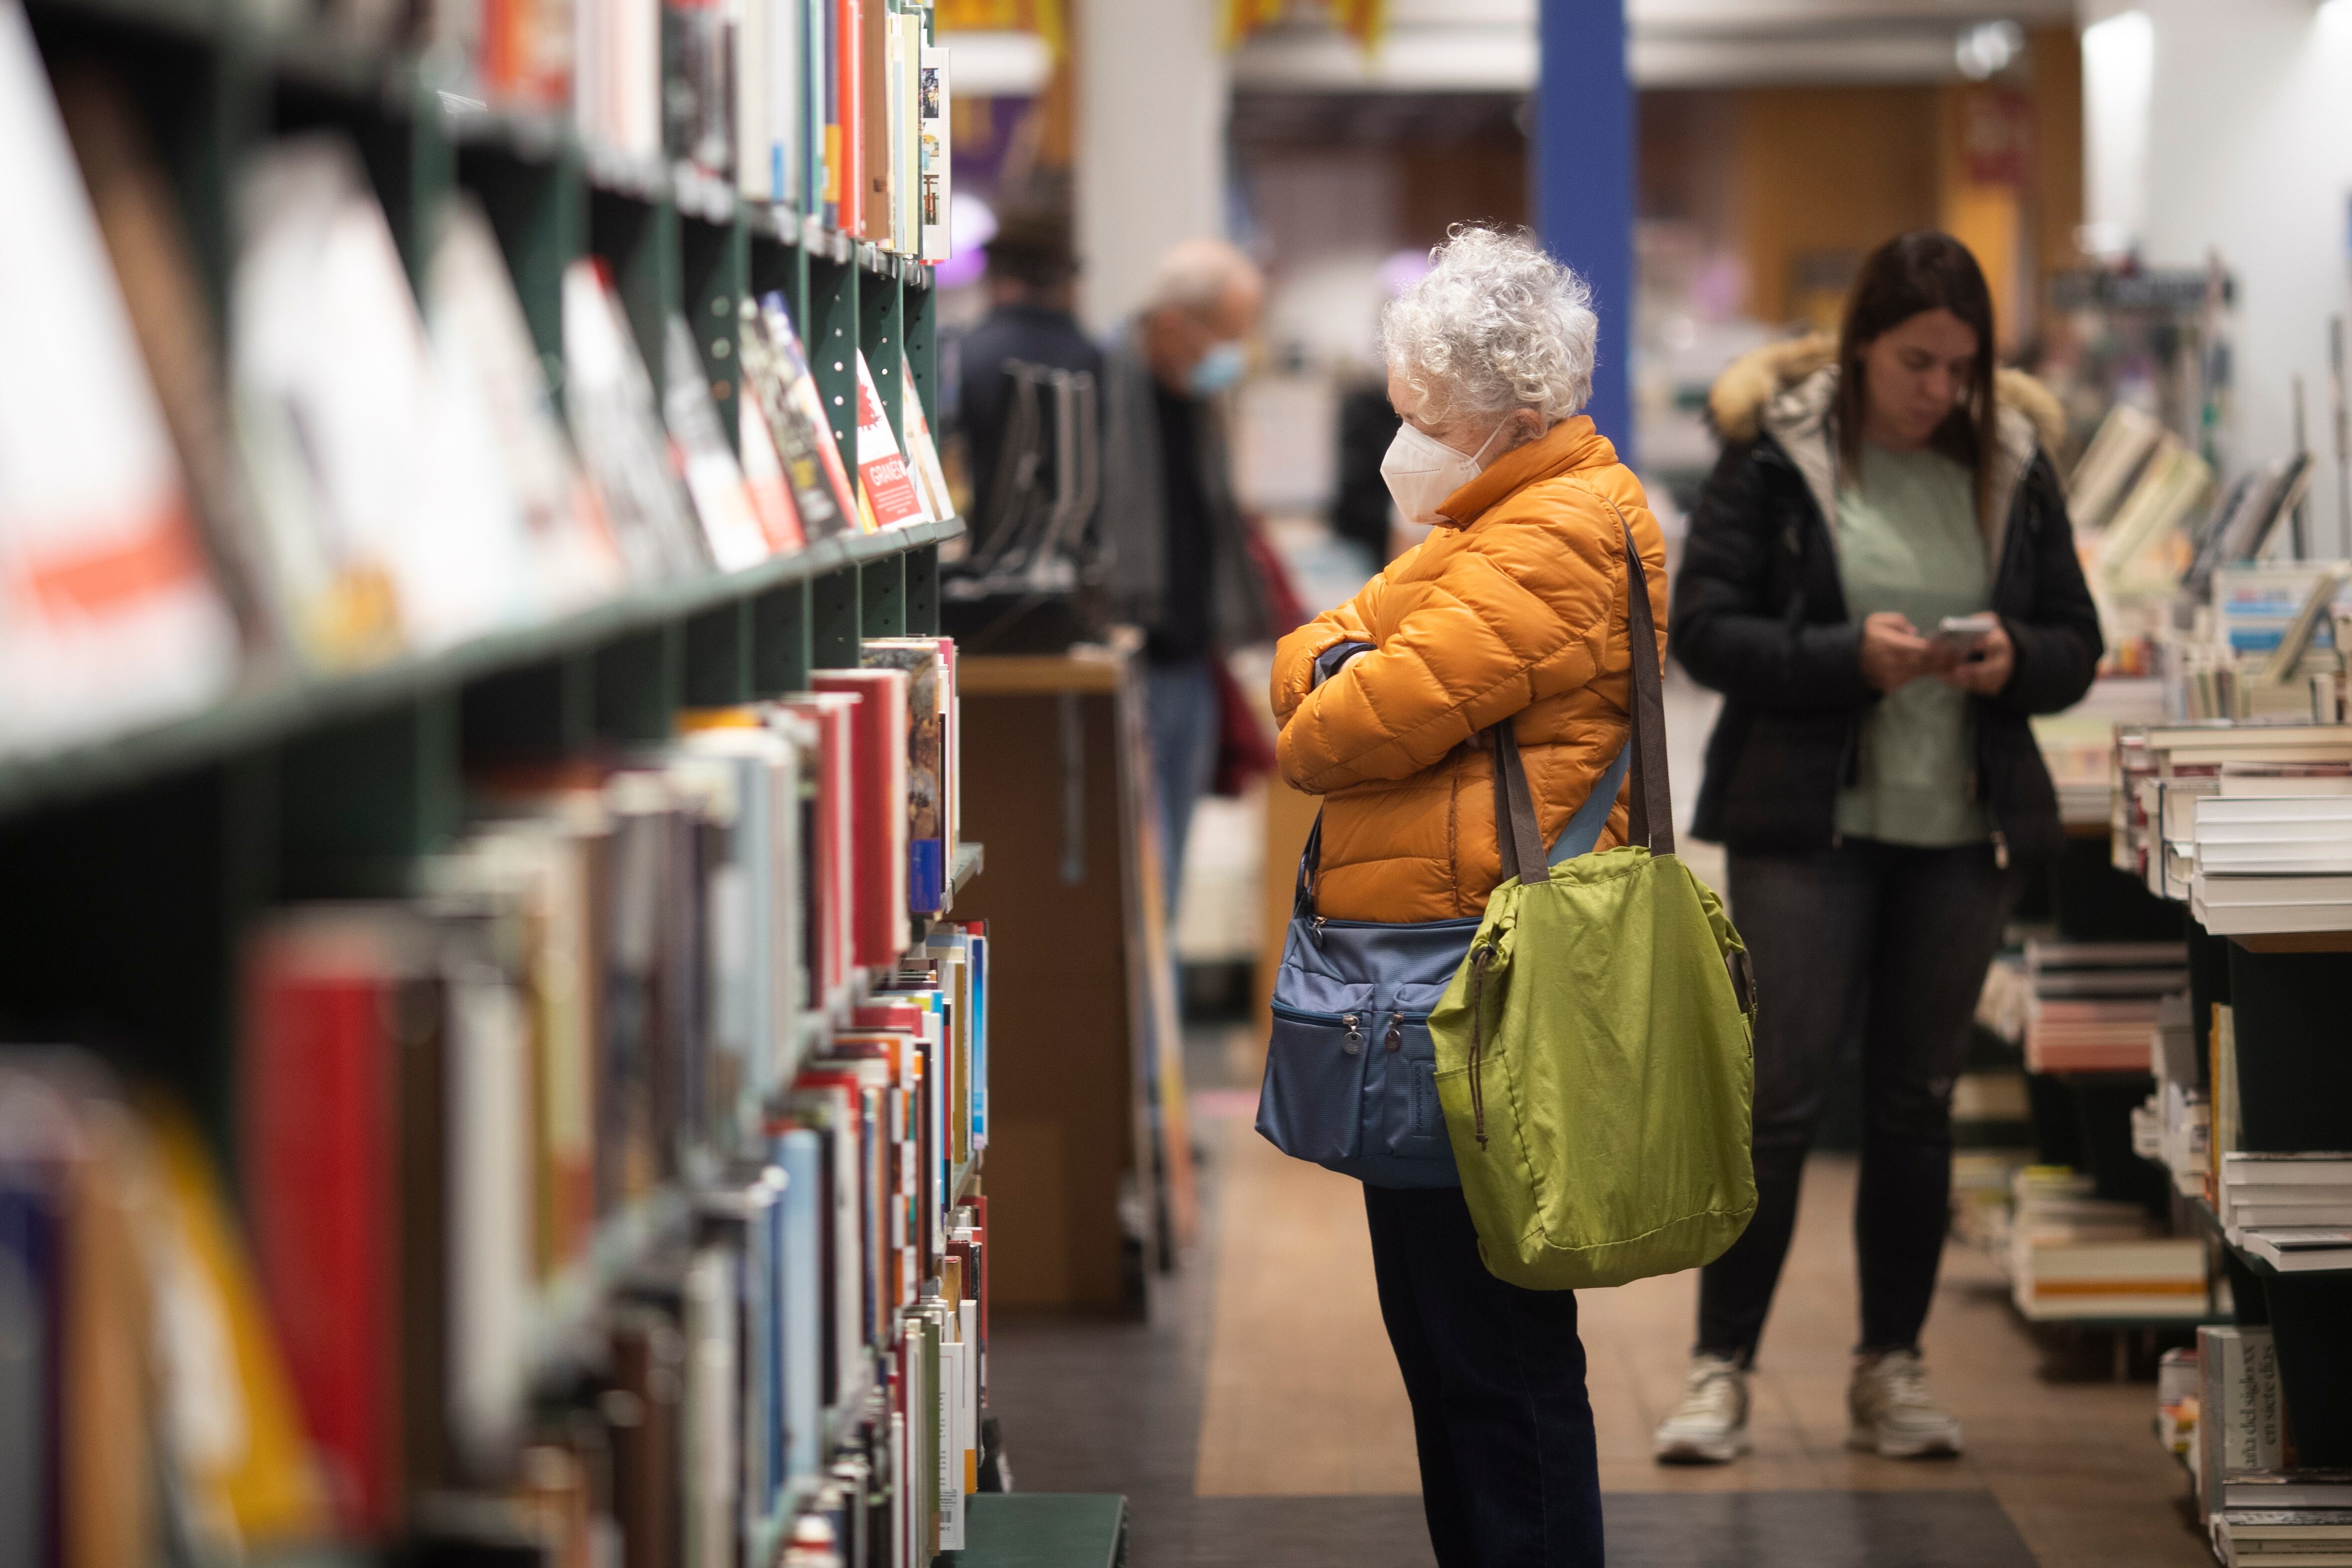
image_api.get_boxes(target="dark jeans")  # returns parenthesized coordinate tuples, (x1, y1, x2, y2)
(1699, 839, 2020, 1364)
(1364, 1184, 1604, 1568)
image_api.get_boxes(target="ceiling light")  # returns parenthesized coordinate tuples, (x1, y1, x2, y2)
(1955, 19, 2025, 80)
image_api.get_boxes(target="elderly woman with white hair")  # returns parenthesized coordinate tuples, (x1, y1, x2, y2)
(1268, 227, 1667, 1568)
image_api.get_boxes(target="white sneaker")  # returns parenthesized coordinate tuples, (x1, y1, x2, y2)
(1653, 1353, 1750, 1463)
(1847, 1348, 1964, 1458)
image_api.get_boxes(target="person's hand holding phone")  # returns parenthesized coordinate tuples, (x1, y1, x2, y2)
(1858, 612, 1959, 692)
(1939, 618, 2014, 695)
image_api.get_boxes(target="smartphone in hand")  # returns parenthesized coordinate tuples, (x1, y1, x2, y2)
(1935, 613, 1998, 662)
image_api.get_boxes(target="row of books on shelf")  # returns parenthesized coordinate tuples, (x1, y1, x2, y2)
(2166, 1326, 2352, 1565)
(470, 0, 951, 258)
(2113, 721, 2352, 934)
(1, 665, 990, 1564)
(1, 27, 956, 762)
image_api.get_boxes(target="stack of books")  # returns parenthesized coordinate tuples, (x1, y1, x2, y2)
(2200, 1326, 2352, 1565)
(2193, 793, 2352, 936)
(2219, 1153, 2352, 1273)
(2022, 939, 2188, 1073)
(2007, 1165, 2209, 1321)
(1, 642, 985, 1565)
(2115, 722, 2352, 902)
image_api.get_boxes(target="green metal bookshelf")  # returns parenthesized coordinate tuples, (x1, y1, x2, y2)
(6, 0, 960, 1173)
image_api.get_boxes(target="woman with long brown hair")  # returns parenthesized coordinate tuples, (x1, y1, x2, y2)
(1656, 232, 2100, 1462)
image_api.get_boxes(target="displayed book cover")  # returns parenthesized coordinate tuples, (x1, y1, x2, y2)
(738, 394, 809, 554)
(855, 351, 929, 529)
(237, 136, 549, 661)
(55, 64, 283, 663)
(749, 293, 861, 537)
(428, 197, 627, 615)
(563, 257, 712, 581)
(661, 312, 773, 571)
(0, 4, 238, 755)
(919, 42, 950, 263)
(900, 350, 956, 523)
(896, 10, 921, 256)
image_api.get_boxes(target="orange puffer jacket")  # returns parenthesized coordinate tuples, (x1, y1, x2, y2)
(1271, 416, 1669, 922)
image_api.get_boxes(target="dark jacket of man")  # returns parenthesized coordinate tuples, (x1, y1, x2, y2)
(1099, 321, 1273, 656)
(1672, 337, 2103, 864)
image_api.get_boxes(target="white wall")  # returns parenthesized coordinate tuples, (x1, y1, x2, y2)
(1074, 0, 1230, 331)
(2080, 0, 2352, 543)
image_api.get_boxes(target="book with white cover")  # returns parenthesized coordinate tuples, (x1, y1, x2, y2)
(660, 314, 771, 571)
(2240, 1229, 2352, 1272)
(235, 136, 541, 663)
(2192, 891, 2352, 935)
(0, 0, 238, 754)
(562, 259, 710, 581)
(2224, 1153, 2352, 1184)
(919, 44, 950, 263)
(427, 198, 626, 615)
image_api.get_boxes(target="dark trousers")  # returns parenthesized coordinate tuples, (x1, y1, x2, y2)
(1363, 1184, 1604, 1568)
(1699, 839, 2019, 1363)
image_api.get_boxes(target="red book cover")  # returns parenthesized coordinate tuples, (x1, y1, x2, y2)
(810, 668, 909, 966)
(242, 912, 407, 1537)
(778, 692, 859, 998)
(836, 0, 863, 239)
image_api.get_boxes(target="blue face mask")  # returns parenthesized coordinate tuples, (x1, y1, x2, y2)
(1187, 340, 1247, 396)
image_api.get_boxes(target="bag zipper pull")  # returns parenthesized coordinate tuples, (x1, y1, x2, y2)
(1384, 1016, 1403, 1053)
(1311, 916, 1326, 943)
(1342, 1013, 1363, 1055)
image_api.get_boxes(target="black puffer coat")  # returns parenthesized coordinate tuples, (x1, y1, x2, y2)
(1671, 336, 2103, 863)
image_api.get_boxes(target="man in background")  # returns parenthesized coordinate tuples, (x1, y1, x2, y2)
(954, 207, 1103, 549)
(1101, 238, 1272, 893)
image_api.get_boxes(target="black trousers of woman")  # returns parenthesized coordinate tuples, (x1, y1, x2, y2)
(1363, 1183, 1604, 1568)
(1698, 839, 2021, 1361)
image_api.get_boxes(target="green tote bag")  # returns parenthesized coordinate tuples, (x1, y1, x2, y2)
(1428, 512, 1759, 1291)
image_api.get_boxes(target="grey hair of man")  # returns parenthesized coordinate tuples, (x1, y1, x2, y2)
(1144, 237, 1263, 319)
(1380, 226, 1598, 433)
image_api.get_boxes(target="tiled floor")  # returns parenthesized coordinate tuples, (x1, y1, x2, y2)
(991, 1088, 2212, 1567)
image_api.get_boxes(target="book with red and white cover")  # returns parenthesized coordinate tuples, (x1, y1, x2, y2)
(854, 352, 928, 530)
(0, 1, 237, 753)
(899, 351, 955, 524)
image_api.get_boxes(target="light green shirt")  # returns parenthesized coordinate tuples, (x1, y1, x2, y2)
(1833, 442, 1992, 847)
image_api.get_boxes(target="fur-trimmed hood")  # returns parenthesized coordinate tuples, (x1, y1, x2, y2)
(1704, 332, 2064, 563)
(1707, 331, 2065, 456)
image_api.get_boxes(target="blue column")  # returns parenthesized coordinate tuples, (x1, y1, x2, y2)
(1535, 0, 1635, 465)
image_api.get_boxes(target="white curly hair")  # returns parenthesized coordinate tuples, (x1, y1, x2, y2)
(1379, 226, 1597, 428)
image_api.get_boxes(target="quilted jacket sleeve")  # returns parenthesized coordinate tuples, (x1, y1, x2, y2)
(1271, 595, 1377, 729)
(1275, 482, 1633, 793)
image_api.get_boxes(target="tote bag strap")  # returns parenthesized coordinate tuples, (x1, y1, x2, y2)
(1612, 504, 1676, 858)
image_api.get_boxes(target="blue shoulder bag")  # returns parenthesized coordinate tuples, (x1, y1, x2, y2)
(1255, 693, 1630, 1188)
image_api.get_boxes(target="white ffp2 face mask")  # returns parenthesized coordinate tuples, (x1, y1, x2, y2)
(1379, 419, 1507, 528)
